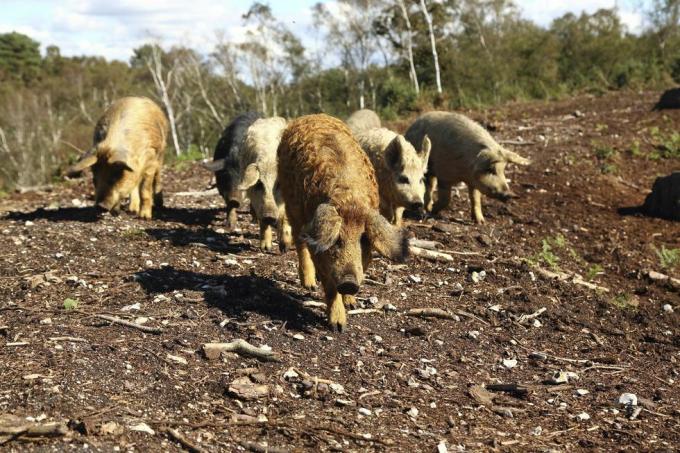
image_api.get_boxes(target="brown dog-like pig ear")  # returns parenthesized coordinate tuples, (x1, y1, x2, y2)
(203, 159, 226, 172)
(108, 148, 133, 172)
(502, 148, 531, 166)
(238, 163, 260, 190)
(64, 147, 97, 177)
(385, 135, 406, 171)
(301, 203, 342, 254)
(366, 211, 409, 263)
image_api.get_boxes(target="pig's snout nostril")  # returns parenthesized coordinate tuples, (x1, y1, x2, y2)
(410, 201, 424, 211)
(337, 275, 359, 295)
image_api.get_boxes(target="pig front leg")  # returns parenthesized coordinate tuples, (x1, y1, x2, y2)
(322, 281, 347, 332)
(469, 186, 485, 224)
(277, 214, 292, 253)
(295, 241, 317, 290)
(393, 206, 405, 227)
(260, 222, 273, 251)
(128, 185, 141, 215)
(424, 175, 437, 212)
(432, 180, 452, 215)
(139, 171, 155, 220)
(225, 202, 239, 230)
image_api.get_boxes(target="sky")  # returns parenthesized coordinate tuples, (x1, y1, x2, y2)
(0, 0, 648, 62)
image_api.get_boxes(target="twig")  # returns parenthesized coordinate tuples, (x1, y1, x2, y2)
(533, 266, 609, 292)
(239, 440, 290, 453)
(408, 238, 443, 250)
(94, 315, 163, 334)
(455, 309, 490, 325)
(516, 307, 547, 325)
(406, 308, 458, 320)
(409, 246, 454, 262)
(202, 339, 280, 362)
(162, 427, 206, 453)
(347, 308, 381, 315)
(171, 189, 219, 197)
(500, 140, 535, 146)
(48, 336, 88, 343)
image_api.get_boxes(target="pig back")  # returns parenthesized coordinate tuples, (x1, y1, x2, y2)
(278, 114, 380, 223)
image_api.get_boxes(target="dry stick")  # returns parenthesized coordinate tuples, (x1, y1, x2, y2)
(162, 427, 206, 453)
(347, 308, 381, 315)
(48, 336, 88, 343)
(239, 440, 290, 453)
(456, 309, 491, 326)
(202, 339, 280, 362)
(171, 189, 219, 197)
(534, 266, 609, 293)
(0, 422, 68, 438)
(406, 308, 458, 320)
(408, 238, 443, 250)
(409, 245, 454, 263)
(94, 315, 163, 334)
(499, 140, 536, 146)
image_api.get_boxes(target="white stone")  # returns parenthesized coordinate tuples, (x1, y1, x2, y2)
(618, 393, 637, 406)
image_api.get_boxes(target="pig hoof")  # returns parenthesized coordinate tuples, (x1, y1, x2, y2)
(279, 242, 289, 253)
(328, 320, 346, 333)
(342, 295, 357, 308)
(260, 242, 272, 252)
(139, 210, 152, 220)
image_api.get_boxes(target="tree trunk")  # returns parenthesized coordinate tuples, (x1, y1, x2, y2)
(398, 0, 420, 95)
(419, 0, 442, 94)
(146, 46, 181, 155)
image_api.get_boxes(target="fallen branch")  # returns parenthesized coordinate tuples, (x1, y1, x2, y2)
(0, 415, 68, 443)
(94, 315, 163, 334)
(347, 308, 381, 315)
(534, 266, 609, 292)
(162, 427, 206, 453)
(171, 189, 219, 197)
(406, 308, 459, 320)
(408, 238, 443, 250)
(516, 307, 547, 325)
(48, 336, 88, 343)
(409, 246, 454, 263)
(202, 339, 280, 362)
(301, 300, 326, 308)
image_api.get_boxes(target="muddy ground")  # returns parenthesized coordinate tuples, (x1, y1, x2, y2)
(1, 90, 679, 452)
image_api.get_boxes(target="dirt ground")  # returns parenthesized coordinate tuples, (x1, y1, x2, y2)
(1, 90, 679, 452)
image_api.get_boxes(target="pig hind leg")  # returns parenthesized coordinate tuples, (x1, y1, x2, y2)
(152, 162, 163, 208)
(139, 170, 155, 220)
(295, 240, 317, 290)
(468, 186, 485, 224)
(432, 179, 452, 215)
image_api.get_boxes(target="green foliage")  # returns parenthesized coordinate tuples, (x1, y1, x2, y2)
(121, 228, 147, 238)
(63, 298, 79, 310)
(586, 264, 604, 281)
(171, 144, 205, 170)
(610, 293, 637, 311)
(377, 77, 417, 119)
(654, 245, 680, 270)
(594, 144, 617, 160)
(0, 32, 41, 83)
(649, 127, 680, 159)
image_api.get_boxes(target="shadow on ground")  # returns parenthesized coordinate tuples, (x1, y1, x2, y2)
(3, 206, 102, 223)
(145, 227, 251, 253)
(134, 266, 325, 330)
(153, 206, 221, 226)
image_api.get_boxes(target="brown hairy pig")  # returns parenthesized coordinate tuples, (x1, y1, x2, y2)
(278, 114, 408, 331)
(204, 111, 262, 229)
(66, 96, 168, 219)
(405, 111, 530, 224)
(346, 109, 381, 135)
(237, 116, 292, 252)
(356, 127, 431, 226)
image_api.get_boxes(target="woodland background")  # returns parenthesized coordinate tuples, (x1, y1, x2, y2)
(0, 0, 678, 190)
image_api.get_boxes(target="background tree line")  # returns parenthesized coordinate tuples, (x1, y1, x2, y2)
(0, 0, 678, 191)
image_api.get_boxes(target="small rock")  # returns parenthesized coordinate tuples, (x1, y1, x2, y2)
(228, 376, 269, 400)
(406, 407, 419, 418)
(335, 399, 355, 407)
(71, 198, 83, 207)
(451, 282, 464, 295)
(573, 110, 584, 118)
(283, 369, 299, 381)
(575, 389, 589, 396)
(437, 441, 448, 453)
(373, 335, 383, 343)
(470, 270, 486, 283)
(531, 426, 542, 436)
(662, 304, 674, 314)
(366, 296, 379, 306)
(134, 317, 149, 325)
(433, 223, 457, 234)
(39, 318, 52, 325)
(383, 303, 397, 312)
(99, 421, 124, 436)
(618, 393, 638, 406)
(405, 326, 427, 337)
(529, 352, 547, 361)
(358, 407, 372, 416)
(502, 359, 517, 369)
(575, 412, 590, 421)
(121, 303, 141, 312)
(476, 234, 492, 247)
(166, 354, 187, 365)
(129, 422, 155, 435)
(467, 330, 480, 340)
(292, 333, 305, 341)
(532, 319, 542, 328)
(329, 383, 346, 395)
(321, 335, 334, 341)
(547, 371, 572, 384)
(409, 275, 422, 284)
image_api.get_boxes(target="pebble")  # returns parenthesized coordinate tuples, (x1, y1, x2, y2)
(39, 318, 52, 325)
(321, 335, 333, 341)
(618, 393, 638, 406)
(383, 303, 397, 312)
(437, 441, 448, 453)
(292, 334, 304, 341)
(531, 426, 542, 436)
(502, 359, 518, 369)
(335, 399, 355, 407)
(467, 330, 480, 340)
(575, 389, 589, 396)
(373, 335, 383, 343)
(406, 407, 419, 418)
(409, 275, 422, 283)
(575, 412, 590, 421)
(367, 296, 379, 306)
(663, 304, 674, 314)
(529, 352, 547, 361)
(470, 271, 486, 283)
(451, 282, 464, 295)
(358, 407, 372, 416)
(129, 422, 155, 435)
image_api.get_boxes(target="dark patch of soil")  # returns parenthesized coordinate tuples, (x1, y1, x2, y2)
(1, 91, 679, 452)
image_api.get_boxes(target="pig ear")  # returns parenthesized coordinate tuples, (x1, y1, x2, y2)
(385, 136, 405, 171)
(203, 159, 226, 172)
(420, 135, 431, 168)
(366, 211, 409, 263)
(301, 203, 342, 254)
(108, 148, 133, 172)
(64, 147, 97, 177)
(502, 148, 531, 166)
(238, 163, 260, 190)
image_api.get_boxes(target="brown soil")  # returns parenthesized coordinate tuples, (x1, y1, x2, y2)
(1, 90, 679, 452)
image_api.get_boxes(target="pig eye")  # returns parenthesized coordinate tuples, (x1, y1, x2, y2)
(398, 175, 410, 184)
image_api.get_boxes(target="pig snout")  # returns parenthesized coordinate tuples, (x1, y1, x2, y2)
(337, 273, 360, 295)
(494, 190, 517, 202)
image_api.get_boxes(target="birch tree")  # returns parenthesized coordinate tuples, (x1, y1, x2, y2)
(419, 0, 443, 94)
(397, 0, 420, 94)
(143, 44, 181, 155)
